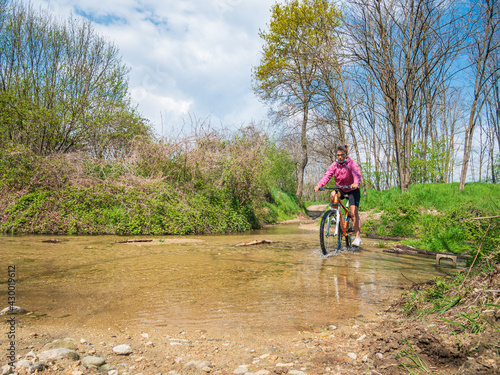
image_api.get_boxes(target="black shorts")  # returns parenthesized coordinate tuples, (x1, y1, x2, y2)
(340, 188, 361, 207)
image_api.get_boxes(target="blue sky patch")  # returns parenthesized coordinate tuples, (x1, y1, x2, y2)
(74, 7, 127, 26)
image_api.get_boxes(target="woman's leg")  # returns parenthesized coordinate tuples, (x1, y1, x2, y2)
(347, 189, 361, 246)
(350, 204, 361, 238)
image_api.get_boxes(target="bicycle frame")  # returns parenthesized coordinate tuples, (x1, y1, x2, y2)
(328, 189, 352, 238)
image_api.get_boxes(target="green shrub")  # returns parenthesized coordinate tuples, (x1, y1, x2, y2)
(0, 126, 299, 235)
(360, 183, 500, 258)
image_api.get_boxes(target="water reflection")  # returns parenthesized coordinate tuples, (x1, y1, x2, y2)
(0, 225, 449, 335)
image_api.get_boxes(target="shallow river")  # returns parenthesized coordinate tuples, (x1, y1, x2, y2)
(1, 224, 452, 337)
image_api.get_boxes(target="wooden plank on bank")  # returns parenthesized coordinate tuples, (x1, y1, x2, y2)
(384, 244, 470, 259)
(364, 233, 407, 241)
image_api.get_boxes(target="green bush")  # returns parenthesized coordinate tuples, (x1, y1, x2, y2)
(0, 127, 299, 235)
(360, 183, 500, 258)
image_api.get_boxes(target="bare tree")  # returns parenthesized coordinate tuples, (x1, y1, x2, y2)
(459, 0, 500, 190)
(342, 0, 464, 192)
(253, 0, 342, 198)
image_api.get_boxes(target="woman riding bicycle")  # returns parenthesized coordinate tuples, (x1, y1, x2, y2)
(314, 145, 363, 247)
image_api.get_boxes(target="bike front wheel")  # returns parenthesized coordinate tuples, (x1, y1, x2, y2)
(320, 210, 342, 255)
(345, 215, 354, 248)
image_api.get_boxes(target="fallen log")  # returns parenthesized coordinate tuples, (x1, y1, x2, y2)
(384, 244, 470, 259)
(235, 240, 281, 247)
(364, 233, 407, 241)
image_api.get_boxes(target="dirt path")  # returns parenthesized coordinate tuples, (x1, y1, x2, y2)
(5, 299, 497, 375)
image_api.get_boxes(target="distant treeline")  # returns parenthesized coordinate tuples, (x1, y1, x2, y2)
(253, 0, 500, 197)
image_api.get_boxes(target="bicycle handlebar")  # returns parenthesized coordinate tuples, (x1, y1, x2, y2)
(318, 186, 352, 191)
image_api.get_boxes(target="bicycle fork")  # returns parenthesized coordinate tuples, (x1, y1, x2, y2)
(327, 203, 341, 236)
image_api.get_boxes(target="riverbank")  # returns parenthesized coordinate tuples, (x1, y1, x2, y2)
(3, 267, 499, 375)
(1, 216, 498, 374)
(1, 311, 392, 375)
(0, 135, 300, 236)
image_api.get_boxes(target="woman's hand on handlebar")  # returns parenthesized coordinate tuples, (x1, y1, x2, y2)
(351, 183, 359, 189)
(314, 185, 321, 193)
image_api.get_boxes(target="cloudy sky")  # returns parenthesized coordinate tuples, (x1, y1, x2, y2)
(31, 0, 276, 136)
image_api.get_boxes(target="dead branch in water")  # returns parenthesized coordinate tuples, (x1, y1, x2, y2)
(116, 239, 154, 243)
(235, 240, 281, 246)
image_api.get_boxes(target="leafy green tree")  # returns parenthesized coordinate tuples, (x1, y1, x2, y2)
(410, 139, 448, 184)
(0, 0, 151, 156)
(253, 0, 341, 199)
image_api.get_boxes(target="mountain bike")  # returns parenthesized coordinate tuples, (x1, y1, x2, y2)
(318, 186, 354, 256)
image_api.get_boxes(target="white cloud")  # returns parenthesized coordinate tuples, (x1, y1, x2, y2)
(31, 0, 276, 136)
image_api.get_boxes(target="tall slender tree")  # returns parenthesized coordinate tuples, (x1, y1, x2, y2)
(460, 0, 500, 190)
(253, 0, 341, 198)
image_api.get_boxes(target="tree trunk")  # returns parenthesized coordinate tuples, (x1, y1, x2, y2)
(296, 105, 309, 199)
(460, 97, 479, 191)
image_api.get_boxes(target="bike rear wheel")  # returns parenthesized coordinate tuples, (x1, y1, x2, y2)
(320, 210, 342, 255)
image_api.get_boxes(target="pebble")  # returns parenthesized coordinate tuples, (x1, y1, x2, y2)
(347, 353, 357, 360)
(233, 365, 248, 374)
(184, 360, 212, 372)
(14, 360, 31, 369)
(25, 351, 37, 360)
(38, 348, 80, 361)
(357, 334, 367, 341)
(81, 356, 106, 367)
(31, 363, 47, 372)
(100, 364, 115, 372)
(255, 371, 270, 375)
(289, 371, 307, 375)
(0, 365, 12, 375)
(113, 344, 133, 355)
(43, 339, 78, 351)
(0, 306, 27, 315)
(328, 325, 337, 330)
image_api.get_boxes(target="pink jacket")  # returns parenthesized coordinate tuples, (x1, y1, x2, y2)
(317, 157, 362, 192)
